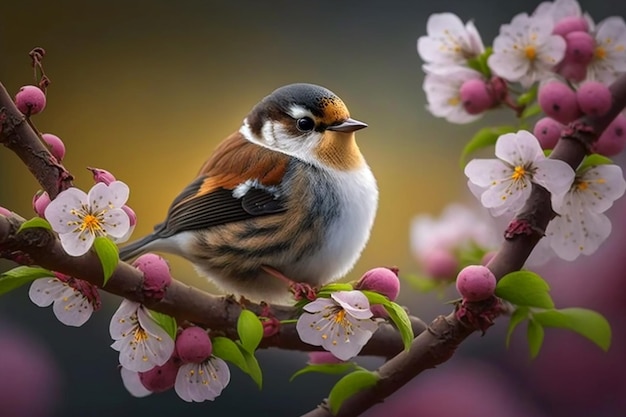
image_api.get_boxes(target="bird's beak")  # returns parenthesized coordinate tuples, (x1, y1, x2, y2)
(327, 118, 368, 132)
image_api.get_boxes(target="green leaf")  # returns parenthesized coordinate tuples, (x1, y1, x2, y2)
(238, 341, 263, 389)
(212, 336, 249, 374)
(533, 308, 611, 351)
(496, 270, 554, 309)
(147, 310, 177, 340)
(516, 84, 539, 106)
(320, 283, 354, 292)
(519, 103, 542, 120)
(290, 363, 357, 382)
(506, 307, 529, 348)
(17, 217, 52, 233)
(328, 370, 379, 415)
(460, 125, 517, 166)
(237, 310, 264, 353)
(384, 302, 414, 351)
(578, 154, 614, 172)
(466, 47, 493, 77)
(0, 266, 54, 296)
(93, 236, 119, 286)
(360, 290, 391, 306)
(527, 319, 545, 359)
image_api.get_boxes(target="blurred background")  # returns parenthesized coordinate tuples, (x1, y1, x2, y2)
(1, 0, 625, 416)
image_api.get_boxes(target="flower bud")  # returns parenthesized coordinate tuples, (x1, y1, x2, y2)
(14, 85, 46, 116)
(533, 117, 563, 150)
(138, 356, 180, 393)
(32, 190, 51, 218)
(563, 31, 595, 65)
(553, 16, 589, 36)
(87, 167, 116, 185)
(576, 81, 612, 117)
(456, 265, 496, 302)
(594, 114, 626, 156)
(41, 133, 66, 161)
(422, 249, 459, 280)
(175, 327, 212, 363)
(308, 351, 344, 365)
(355, 267, 400, 301)
(538, 81, 581, 124)
(459, 79, 495, 115)
(133, 253, 172, 300)
(122, 205, 137, 227)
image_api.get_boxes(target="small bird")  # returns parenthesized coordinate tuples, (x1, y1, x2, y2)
(120, 83, 378, 304)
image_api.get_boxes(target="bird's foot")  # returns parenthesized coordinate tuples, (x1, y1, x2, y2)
(261, 265, 318, 301)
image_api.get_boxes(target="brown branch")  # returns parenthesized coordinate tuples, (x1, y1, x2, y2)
(300, 73, 626, 417)
(0, 214, 426, 355)
(0, 83, 73, 198)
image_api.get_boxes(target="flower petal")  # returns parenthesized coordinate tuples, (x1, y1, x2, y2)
(174, 359, 230, 402)
(110, 299, 141, 340)
(465, 159, 511, 188)
(58, 230, 95, 257)
(303, 297, 335, 313)
(52, 286, 94, 327)
(44, 187, 88, 234)
(331, 291, 373, 320)
(577, 165, 626, 213)
(495, 131, 544, 167)
(533, 159, 576, 199)
(29, 277, 66, 307)
(103, 207, 131, 239)
(120, 367, 152, 398)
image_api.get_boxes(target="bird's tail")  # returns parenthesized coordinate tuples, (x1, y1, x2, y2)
(119, 233, 159, 262)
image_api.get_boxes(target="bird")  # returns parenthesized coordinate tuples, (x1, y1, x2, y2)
(119, 83, 378, 304)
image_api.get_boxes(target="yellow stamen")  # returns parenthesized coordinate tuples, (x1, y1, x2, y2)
(511, 166, 526, 181)
(595, 46, 607, 60)
(524, 45, 537, 60)
(448, 96, 460, 106)
(133, 328, 148, 343)
(577, 180, 589, 191)
(334, 310, 347, 324)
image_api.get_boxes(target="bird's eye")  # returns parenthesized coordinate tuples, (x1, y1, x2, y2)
(296, 117, 315, 132)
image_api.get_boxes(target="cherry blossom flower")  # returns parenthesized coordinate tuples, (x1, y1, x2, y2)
(175, 357, 230, 402)
(546, 164, 626, 260)
(296, 291, 379, 361)
(488, 13, 566, 87)
(44, 181, 131, 256)
(533, 0, 584, 23)
(464, 130, 575, 216)
(587, 17, 626, 84)
(417, 13, 485, 70)
(109, 299, 175, 372)
(423, 66, 485, 124)
(28, 272, 101, 327)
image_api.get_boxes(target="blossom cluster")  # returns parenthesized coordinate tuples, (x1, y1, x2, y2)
(418, 0, 626, 124)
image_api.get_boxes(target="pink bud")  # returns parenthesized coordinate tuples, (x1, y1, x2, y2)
(370, 305, 389, 318)
(422, 249, 459, 280)
(133, 253, 172, 300)
(32, 191, 51, 218)
(533, 117, 564, 150)
(459, 79, 495, 115)
(576, 81, 612, 117)
(562, 31, 595, 66)
(456, 265, 496, 302)
(538, 81, 582, 124)
(122, 205, 137, 227)
(0, 206, 12, 217)
(87, 167, 116, 185)
(355, 267, 400, 301)
(557, 61, 588, 82)
(175, 327, 212, 363)
(308, 351, 344, 365)
(138, 356, 180, 393)
(553, 16, 590, 37)
(594, 114, 626, 156)
(41, 133, 66, 161)
(14, 85, 46, 116)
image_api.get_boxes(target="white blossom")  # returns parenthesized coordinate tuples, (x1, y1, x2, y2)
(587, 17, 626, 84)
(174, 357, 230, 402)
(423, 66, 485, 124)
(45, 181, 131, 256)
(465, 130, 575, 216)
(296, 291, 379, 361)
(109, 299, 175, 372)
(488, 13, 566, 87)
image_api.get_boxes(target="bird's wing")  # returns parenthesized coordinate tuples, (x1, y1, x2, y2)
(154, 133, 290, 237)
